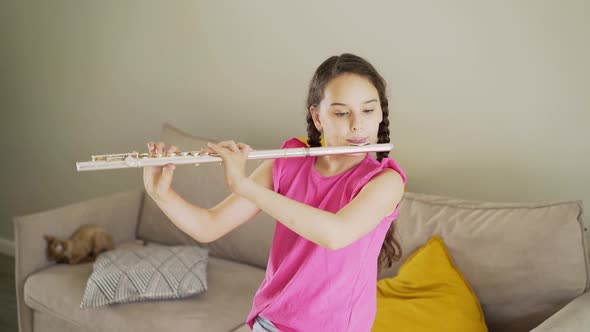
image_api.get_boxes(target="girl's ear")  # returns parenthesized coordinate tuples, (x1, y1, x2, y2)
(309, 106, 322, 132)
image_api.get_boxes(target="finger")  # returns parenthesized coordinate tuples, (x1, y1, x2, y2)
(209, 142, 232, 154)
(207, 142, 229, 157)
(156, 142, 166, 155)
(216, 140, 236, 146)
(201, 147, 219, 157)
(213, 141, 233, 151)
(158, 162, 175, 185)
(167, 145, 179, 155)
(217, 140, 243, 153)
(228, 141, 239, 153)
(215, 140, 240, 153)
(143, 166, 158, 192)
(237, 143, 251, 156)
(147, 141, 155, 152)
(143, 163, 161, 179)
(236, 142, 250, 151)
(200, 146, 214, 154)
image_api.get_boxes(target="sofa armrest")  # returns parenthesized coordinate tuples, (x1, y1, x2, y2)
(531, 291, 590, 331)
(13, 189, 145, 332)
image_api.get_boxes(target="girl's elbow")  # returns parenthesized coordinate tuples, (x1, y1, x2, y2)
(326, 242, 342, 251)
(190, 233, 215, 244)
(197, 227, 222, 244)
(325, 234, 348, 250)
(188, 223, 219, 244)
(314, 233, 340, 250)
(324, 241, 338, 250)
(325, 219, 351, 250)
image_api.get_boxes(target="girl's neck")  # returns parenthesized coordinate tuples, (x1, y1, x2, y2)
(313, 153, 368, 177)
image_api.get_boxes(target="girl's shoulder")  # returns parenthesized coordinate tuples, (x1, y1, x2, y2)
(370, 157, 407, 185)
(352, 156, 407, 197)
(273, 138, 310, 181)
(280, 137, 308, 149)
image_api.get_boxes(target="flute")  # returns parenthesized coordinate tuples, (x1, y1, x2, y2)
(76, 143, 393, 172)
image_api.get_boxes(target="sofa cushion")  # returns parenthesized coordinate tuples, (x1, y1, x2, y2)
(80, 243, 209, 308)
(378, 191, 589, 332)
(374, 236, 487, 332)
(33, 310, 86, 332)
(24, 255, 265, 332)
(137, 123, 275, 269)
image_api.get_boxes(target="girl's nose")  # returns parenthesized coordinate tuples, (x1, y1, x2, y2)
(351, 115, 363, 131)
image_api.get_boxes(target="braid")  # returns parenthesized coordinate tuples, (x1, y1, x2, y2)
(376, 95, 390, 162)
(375, 92, 401, 273)
(305, 112, 323, 147)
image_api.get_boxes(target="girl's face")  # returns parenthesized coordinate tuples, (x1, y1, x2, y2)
(311, 74, 383, 147)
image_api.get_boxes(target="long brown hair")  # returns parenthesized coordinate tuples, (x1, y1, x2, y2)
(305, 53, 402, 273)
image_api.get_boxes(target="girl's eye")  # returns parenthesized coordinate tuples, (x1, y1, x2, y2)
(335, 112, 348, 117)
(364, 109, 374, 113)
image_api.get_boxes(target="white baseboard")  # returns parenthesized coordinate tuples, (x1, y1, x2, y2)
(0, 237, 15, 256)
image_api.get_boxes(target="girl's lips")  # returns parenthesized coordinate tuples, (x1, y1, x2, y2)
(348, 138, 368, 144)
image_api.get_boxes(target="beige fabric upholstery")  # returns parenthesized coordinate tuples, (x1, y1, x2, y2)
(33, 311, 88, 332)
(531, 291, 590, 331)
(137, 123, 275, 268)
(24, 255, 265, 332)
(230, 324, 252, 332)
(14, 190, 144, 332)
(377, 192, 589, 332)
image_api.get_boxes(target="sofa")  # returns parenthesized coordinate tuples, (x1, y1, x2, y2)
(14, 123, 590, 332)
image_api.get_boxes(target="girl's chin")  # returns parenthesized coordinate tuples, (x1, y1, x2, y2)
(342, 151, 368, 157)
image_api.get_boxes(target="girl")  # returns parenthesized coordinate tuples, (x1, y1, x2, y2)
(144, 53, 406, 332)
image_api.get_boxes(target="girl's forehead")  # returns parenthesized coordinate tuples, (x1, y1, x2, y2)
(322, 74, 379, 105)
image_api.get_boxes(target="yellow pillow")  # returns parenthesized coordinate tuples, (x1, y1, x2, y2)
(372, 236, 488, 332)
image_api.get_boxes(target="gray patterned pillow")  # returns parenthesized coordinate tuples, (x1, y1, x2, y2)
(80, 243, 208, 309)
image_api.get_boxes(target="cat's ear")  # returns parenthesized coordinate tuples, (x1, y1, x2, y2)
(44, 235, 55, 243)
(55, 242, 64, 253)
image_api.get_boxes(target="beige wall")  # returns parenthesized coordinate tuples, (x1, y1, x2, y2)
(2, 0, 589, 245)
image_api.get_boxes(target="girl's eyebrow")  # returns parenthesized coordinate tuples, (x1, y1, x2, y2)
(330, 99, 378, 107)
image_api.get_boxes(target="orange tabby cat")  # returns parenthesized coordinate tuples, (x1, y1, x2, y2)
(44, 225, 114, 264)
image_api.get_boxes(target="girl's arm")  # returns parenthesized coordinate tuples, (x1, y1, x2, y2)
(235, 167, 405, 250)
(151, 159, 274, 243)
(206, 140, 405, 250)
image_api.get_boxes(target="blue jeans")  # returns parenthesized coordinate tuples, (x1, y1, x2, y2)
(252, 315, 279, 332)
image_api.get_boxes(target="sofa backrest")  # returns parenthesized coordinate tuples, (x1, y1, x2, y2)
(137, 123, 275, 269)
(377, 191, 589, 332)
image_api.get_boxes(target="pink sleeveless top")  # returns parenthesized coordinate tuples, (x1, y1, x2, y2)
(246, 138, 407, 332)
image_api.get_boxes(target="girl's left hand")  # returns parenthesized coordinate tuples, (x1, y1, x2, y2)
(202, 140, 252, 193)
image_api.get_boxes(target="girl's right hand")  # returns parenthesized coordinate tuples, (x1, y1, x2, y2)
(143, 141, 178, 200)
